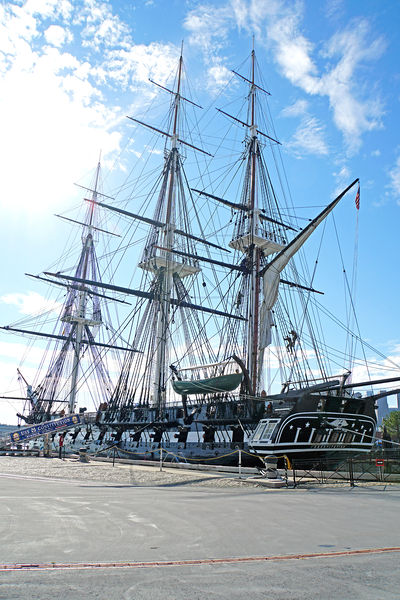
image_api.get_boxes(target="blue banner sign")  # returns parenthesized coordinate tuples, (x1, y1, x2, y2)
(9, 414, 81, 443)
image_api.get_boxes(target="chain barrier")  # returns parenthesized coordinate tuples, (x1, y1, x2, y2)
(83, 441, 400, 488)
(109, 445, 242, 463)
(92, 444, 291, 472)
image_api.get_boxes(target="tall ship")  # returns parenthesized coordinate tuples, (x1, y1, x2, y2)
(3, 48, 400, 464)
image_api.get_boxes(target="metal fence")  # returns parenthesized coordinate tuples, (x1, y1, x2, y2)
(290, 453, 400, 487)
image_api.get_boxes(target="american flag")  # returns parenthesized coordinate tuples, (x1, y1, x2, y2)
(355, 184, 360, 210)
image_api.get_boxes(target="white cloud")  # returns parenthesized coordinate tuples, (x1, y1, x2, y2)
(44, 24, 72, 47)
(231, 0, 248, 30)
(287, 116, 328, 157)
(1, 292, 62, 317)
(281, 99, 328, 157)
(331, 163, 353, 196)
(266, 10, 385, 153)
(102, 43, 179, 89)
(0, 48, 122, 215)
(79, 0, 131, 52)
(351, 351, 400, 392)
(333, 165, 350, 180)
(207, 63, 232, 92)
(209, 0, 386, 155)
(184, 4, 232, 55)
(25, 0, 72, 19)
(324, 0, 345, 20)
(0, 1, 181, 218)
(320, 22, 385, 152)
(267, 10, 319, 94)
(281, 99, 309, 118)
(0, 340, 45, 364)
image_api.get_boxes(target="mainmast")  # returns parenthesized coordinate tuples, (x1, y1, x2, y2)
(227, 49, 283, 395)
(227, 50, 359, 395)
(248, 49, 261, 393)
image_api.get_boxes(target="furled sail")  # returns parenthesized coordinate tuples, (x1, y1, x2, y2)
(259, 180, 359, 353)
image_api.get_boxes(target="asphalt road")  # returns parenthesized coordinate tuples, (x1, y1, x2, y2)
(0, 473, 399, 599)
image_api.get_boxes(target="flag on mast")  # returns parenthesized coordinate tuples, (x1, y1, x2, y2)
(355, 184, 360, 210)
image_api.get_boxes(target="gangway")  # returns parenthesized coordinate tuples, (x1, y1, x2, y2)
(0, 412, 97, 449)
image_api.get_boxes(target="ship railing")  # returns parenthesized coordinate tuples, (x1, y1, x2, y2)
(81, 411, 98, 424)
(130, 440, 237, 450)
(167, 389, 242, 404)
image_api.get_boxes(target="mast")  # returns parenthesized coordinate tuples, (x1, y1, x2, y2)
(1, 157, 122, 424)
(248, 49, 261, 393)
(151, 53, 183, 414)
(104, 48, 248, 421)
(227, 49, 266, 395)
(62, 160, 102, 413)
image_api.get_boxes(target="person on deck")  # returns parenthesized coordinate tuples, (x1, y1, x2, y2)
(58, 433, 65, 459)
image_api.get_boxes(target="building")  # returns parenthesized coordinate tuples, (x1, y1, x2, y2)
(375, 391, 400, 428)
(376, 391, 389, 427)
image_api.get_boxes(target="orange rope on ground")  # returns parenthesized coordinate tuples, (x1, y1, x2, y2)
(2, 547, 400, 571)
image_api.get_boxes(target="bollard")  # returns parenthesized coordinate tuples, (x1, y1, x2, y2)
(43, 434, 50, 458)
(79, 447, 89, 463)
(283, 456, 288, 486)
(238, 447, 242, 479)
(264, 456, 278, 479)
(159, 447, 163, 472)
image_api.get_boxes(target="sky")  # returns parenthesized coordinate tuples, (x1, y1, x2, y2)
(1, 0, 400, 423)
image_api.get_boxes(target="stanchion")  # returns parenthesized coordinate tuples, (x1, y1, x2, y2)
(292, 460, 297, 488)
(159, 447, 163, 472)
(238, 448, 242, 479)
(283, 456, 288, 486)
(348, 458, 354, 487)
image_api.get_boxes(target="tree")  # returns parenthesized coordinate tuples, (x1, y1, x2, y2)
(382, 411, 400, 443)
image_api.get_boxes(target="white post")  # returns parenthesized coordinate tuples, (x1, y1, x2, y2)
(238, 447, 242, 479)
(43, 434, 50, 457)
(159, 446, 163, 472)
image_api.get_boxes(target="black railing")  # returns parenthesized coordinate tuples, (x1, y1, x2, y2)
(290, 455, 400, 487)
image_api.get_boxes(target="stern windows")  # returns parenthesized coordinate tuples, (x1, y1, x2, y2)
(252, 419, 279, 442)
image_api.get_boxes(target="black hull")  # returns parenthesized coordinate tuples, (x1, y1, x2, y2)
(52, 392, 377, 470)
(250, 410, 376, 467)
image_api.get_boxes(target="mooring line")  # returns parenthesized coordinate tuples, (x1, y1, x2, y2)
(1, 547, 400, 572)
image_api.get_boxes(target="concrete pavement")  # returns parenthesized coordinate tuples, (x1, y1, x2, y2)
(0, 473, 399, 599)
